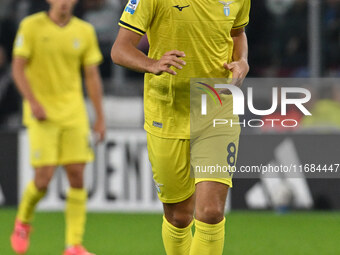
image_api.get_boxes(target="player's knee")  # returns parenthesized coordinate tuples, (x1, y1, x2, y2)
(66, 170, 84, 188)
(34, 175, 52, 190)
(196, 205, 225, 224)
(34, 166, 55, 190)
(65, 164, 85, 188)
(67, 170, 82, 181)
(67, 176, 84, 189)
(166, 211, 193, 228)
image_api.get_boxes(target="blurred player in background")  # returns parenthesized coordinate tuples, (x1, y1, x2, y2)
(111, 0, 250, 254)
(10, 0, 105, 254)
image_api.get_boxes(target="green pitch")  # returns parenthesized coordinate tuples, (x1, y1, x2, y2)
(1, 208, 339, 255)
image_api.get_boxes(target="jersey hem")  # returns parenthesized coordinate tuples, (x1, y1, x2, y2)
(158, 188, 195, 204)
(58, 157, 94, 166)
(31, 157, 93, 168)
(144, 126, 190, 140)
(195, 178, 233, 188)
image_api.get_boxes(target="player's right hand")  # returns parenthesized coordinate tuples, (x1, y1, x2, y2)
(29, 100, 47, 121)
(150, 50, 186, 75)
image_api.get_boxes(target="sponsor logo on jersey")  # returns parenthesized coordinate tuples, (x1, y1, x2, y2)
(125, 0, 141, 14)
(173, 5, 190, 11)
(219, 1, 234, 17)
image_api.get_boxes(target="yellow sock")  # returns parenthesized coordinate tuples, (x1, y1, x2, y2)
(17, 181, 46, 223)
(162, 216, 193, 255)
(189, 218, 226, 255)
(65, 188, 87, 246)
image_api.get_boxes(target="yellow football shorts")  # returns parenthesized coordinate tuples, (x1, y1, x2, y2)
(147, 129, 240, 204)
(27, 120, 94, 167)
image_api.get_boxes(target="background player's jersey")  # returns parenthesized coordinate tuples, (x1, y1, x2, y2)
(119, 0, 250, 139)
(13, 12, 103, 126)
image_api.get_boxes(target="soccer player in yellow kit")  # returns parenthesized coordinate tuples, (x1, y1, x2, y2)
(112, 0, 250, 254)
(10, 0, 105, 255)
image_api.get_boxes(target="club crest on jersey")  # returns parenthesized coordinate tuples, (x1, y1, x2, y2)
(125, 0, 140, 14)
(219, 1, 233, 17)
(73, 39, 80, 49)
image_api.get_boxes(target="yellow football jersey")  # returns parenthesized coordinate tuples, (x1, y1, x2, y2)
(119, 0, 250, 139)
(13, 12, 103, 126)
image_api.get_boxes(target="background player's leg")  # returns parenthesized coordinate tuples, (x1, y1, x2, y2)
(17, 166, 56, 223)
(162, 195, 195, 255)
(190, 181, 229, 255)
(64, 163, 87, 247)
(11, 166, 55, 254)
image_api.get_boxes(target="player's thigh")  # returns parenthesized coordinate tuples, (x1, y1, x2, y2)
(192, 132, 240, 187)
(192, 133, 237, 223)
(146, 132, 195, 204)
(27, 120, 59, 167)
(59, 124, 93, 165)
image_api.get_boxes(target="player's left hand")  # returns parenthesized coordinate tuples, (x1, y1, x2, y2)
(223, 58, 249, 87)
(93, 118, 106, 144)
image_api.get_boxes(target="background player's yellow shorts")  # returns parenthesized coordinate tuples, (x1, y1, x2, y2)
(147, 130, 239, 204)
(27, 120, 93, 167)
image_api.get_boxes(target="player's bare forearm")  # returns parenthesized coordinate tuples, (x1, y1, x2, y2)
(12, 57, 37, 104)
(84, 65, 104, 119)
(84, 65, 106, 142)
(111, 27, 186, 75)
(12, 57, 47, 120)
(231, 27, 248, 63)
(224, 27, 249, 80)
(111, 28, 154, 73)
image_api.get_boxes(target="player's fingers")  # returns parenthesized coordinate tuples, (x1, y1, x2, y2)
(166, 60, 183, 70)
(229, 70, 242, 87)
(34, 109, 44, 120)
(162, 55, 186, 67)
(94, 132, 104, 144)
(36, 113, 46, 121)
(100, 131, 106, 142)
(163, 67, 177, 75)
(41, 113, 47, 120)
(223, 62, 231, 70)
(99, 129, 106, 140)
(165, 50, 186, 58)
(41, 109, 47, 119)
(170, 56, 186, 66)
(232, 69, 242, 79)
(232, 72, 245, 87)
(235, 77, 245, 87)
(223, 62, 235, 70)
